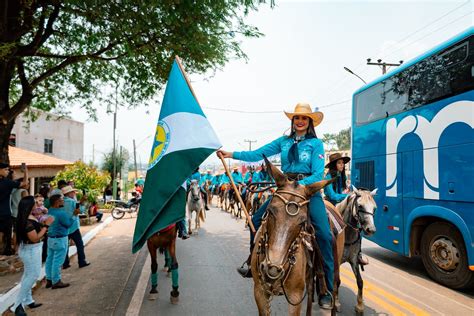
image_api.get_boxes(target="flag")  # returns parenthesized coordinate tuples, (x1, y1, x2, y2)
(132, 57, 221, 253)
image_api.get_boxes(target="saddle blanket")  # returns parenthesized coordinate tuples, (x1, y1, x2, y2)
(324, 200, 346, 236)
(159, 223, 176, 234)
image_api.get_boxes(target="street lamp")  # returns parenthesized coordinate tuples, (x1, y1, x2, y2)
(343, 67, 367, 84)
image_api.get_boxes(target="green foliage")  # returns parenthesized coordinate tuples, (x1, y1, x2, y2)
(3, 1, 271, 119)
(322, 127, 351, 150)
(101, 147, 130, 181)
(52, 161, 111, 202)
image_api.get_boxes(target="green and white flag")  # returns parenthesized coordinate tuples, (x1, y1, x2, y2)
(132, 57, 221, 253)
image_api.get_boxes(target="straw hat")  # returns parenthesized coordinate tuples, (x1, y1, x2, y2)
(284, 103, 323, 127)
(61, 185, 79, 195)
(325, 153, 351, 169)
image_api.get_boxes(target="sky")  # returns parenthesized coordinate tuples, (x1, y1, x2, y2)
(71, 0, 473, 169)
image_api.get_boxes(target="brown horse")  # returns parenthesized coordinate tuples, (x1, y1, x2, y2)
(251, 158, 335, 316)
(146, 224, 180, 304)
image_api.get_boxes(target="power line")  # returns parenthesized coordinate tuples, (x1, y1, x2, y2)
(323, 1, 471, 101)
(380, 0, 470, 56)
(383, 10, 473, 59)
(203, 99, 351, 114)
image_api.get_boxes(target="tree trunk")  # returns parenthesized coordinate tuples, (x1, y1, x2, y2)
(0, 120, 14, 163)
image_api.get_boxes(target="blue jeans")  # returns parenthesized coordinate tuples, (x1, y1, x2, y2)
(64, 229, 87, 267)
(45, 236, 68, 284)
(13, 243, 43, 310)
(251, 193, 334, 292)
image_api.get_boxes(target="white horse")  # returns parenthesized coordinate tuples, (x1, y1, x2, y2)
(186, 180, 205, 235)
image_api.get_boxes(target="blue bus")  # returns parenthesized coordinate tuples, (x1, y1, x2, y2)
(351, 27, 474, 289)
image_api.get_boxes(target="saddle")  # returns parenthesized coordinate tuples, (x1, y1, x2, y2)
(159, 223, 176, 234)
(324, 200, 346, 236)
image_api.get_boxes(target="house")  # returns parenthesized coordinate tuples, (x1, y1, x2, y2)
(10, 111, 84, 162)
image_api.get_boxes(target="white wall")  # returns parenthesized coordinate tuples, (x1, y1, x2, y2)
(11, 111, 84, 162)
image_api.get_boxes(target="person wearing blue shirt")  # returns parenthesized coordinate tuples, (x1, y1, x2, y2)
(217, 103, 334, 309)
(230, 167, 243, 184)
(199, 170, 213, 210)
(45, 193, 76, 289)
(61, 186, 90, 269)
(324, 153, 369, 266)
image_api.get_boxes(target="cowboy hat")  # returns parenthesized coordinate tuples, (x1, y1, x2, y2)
(284, 103, 324, 127)
(325, 153, 351, 168)
(61, 185, 79, 195)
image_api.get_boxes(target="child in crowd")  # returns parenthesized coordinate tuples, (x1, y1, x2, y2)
(32, 194, 49, 223)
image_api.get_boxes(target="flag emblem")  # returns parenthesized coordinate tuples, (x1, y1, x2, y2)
(149, 120, 170, 169)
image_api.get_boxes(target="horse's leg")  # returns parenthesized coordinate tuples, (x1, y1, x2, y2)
(254, 283, 271, 316)
(147, 241, 159, 300)
(188, 211, 193, 235)
(195, 210, 200, 234)
(351, 261, 364, 315)
(168, 238, 180, 304)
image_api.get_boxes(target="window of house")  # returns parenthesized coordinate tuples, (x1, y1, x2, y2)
(44, 139, 53, 154)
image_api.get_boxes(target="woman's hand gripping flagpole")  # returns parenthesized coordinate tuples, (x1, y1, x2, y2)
(217, 151, 256, 234)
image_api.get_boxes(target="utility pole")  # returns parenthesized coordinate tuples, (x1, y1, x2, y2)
(244, 139, 257, 151)
(133, 139, 138, 180)
(367, 58, 403, 74)
(112, 81, 118, 200)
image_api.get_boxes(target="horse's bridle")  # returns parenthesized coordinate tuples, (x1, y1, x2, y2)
(256, 189, 313, 306)
(273, 190, 310, 216)
(345, 193, 375, 246)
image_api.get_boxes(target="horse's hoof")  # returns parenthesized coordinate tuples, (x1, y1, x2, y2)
(189, 231, 193, 235)
(355, 306, 364, 315)
(170, 295, 179, 304)
(148, 292, 158, 300)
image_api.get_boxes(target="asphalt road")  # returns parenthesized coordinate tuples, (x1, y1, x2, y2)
(134, 204, 474, 316)
(21, 203, 473, 316)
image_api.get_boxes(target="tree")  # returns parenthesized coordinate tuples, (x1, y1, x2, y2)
(101, 147, 130, 183)
(322, 127, 351, 151)
(0, 0, 272, 162)
(52, 161, 110, 202)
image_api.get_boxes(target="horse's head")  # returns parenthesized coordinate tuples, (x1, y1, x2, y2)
(260, 157, 334, 280)
(190, 180, 201, 201)
(350, 186, 378, 236)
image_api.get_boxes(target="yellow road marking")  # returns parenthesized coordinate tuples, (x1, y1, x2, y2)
(340, 267, 430, 316)
(340, 274, 406, 316)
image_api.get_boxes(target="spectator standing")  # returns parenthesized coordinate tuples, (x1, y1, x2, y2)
(11, 196, 54, 316)
(0, 162, 28, 255)
(45, 192, 76, 289)
(61, 186, 90, 269)
(33, 194, 49, 262)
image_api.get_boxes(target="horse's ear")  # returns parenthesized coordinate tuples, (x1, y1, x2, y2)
(370, 188, 378, 196)
(263, 155, 286, 187)
(352, 185, 360, 196)
(305, 177, 337, 197)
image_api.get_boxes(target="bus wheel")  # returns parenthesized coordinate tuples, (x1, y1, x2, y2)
(420, 222, 474, 290)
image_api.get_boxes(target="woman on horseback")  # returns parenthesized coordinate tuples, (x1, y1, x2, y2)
(217, 102, 335, 309)
(324, 153, 368, 265)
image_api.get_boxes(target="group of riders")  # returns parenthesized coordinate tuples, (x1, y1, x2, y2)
(180, 103, 368, 310)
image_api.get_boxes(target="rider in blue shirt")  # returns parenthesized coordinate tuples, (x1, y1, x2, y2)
(217, 103, 334, 309)
(324, 153, 369, 265)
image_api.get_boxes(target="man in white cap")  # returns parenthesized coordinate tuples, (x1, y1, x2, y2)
(61, 185, 90, 269)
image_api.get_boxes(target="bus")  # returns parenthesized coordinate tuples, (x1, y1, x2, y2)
(351, 27, 474, 289)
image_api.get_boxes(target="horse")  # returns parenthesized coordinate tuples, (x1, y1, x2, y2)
(146, 224, 180, 304)
(333, 187, 377, 315)
(251, 158, 336, 316)
(218, 183, 229, 209)
(187, 180, 205, 235)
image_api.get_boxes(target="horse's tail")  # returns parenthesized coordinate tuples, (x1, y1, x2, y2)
(199, 209, 206, 222)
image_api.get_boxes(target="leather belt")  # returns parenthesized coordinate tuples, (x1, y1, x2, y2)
(285, 173, 311, 181)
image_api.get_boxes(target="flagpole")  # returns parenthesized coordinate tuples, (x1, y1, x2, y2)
(218, 152, 256, 234)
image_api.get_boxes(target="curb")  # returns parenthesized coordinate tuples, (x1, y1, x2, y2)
(0, 216, 114, 313)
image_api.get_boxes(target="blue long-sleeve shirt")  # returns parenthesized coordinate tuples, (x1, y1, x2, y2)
(200, 173, 213, 185)
(211, 175, 222, 186)
(64, 196, 80, 234)
(231, 171, 243, 184)
(324, 173, 348, 204)
(233, 136, 325, 186)
(244, 171, 259, 184)
(219, 174, 230, 185)
(48, 207, 75, 237)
